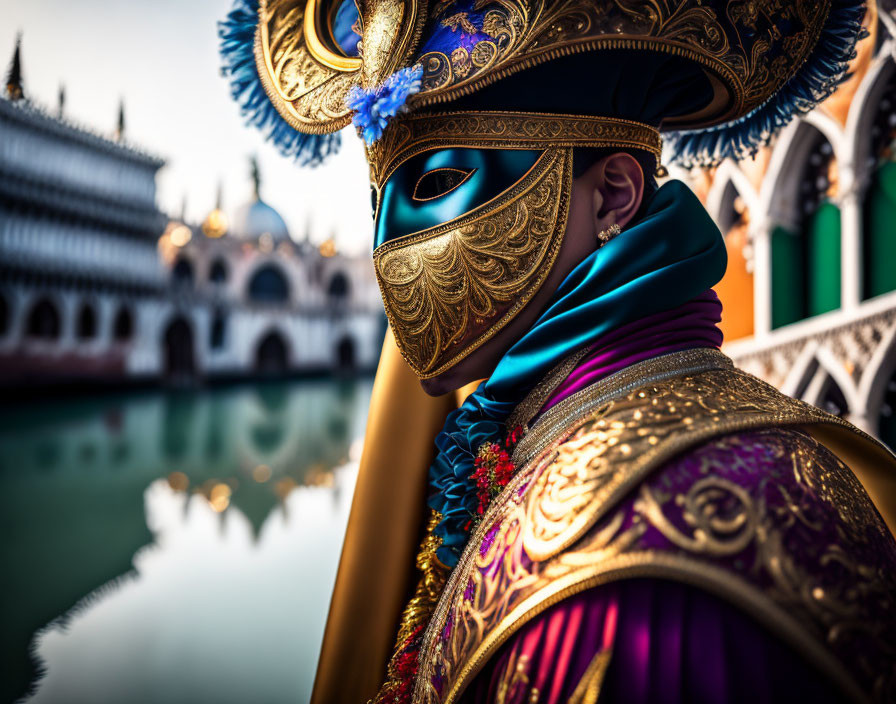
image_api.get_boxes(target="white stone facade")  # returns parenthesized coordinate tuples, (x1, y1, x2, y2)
(0, 95, 384, 386)
(161, 228, 384, 379)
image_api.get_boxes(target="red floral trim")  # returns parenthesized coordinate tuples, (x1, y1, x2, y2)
(470, 425, 523, 521)
(377, 624, 425, 704)
(374, 425, 525, 704)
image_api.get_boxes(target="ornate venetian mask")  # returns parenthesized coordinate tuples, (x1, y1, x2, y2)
(368, 112, 661, 378)
(373, 145, 570, 379)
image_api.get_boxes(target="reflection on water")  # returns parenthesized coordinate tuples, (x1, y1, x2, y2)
(0, 379, 371, 704)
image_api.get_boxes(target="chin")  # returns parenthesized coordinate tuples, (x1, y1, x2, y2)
(419, 359, 483, 396)
(418, 335, 510, 397)
(420, 377, 449, 396)
(420, 373, 461, 397)
(419, 355, 496, 398)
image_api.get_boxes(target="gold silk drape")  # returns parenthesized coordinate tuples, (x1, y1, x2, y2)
(311, 330, 476, 704)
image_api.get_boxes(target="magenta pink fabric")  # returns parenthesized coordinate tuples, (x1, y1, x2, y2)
(460, 578, 843, 704)
(539, 290, 723, 415)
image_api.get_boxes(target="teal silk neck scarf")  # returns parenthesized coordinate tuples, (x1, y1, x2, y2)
(428, 180, 728, 567)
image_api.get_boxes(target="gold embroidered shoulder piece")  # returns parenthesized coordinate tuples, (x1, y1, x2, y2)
(414, 351, 896, 704)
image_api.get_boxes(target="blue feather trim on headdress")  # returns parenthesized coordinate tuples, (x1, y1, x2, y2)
(218, 0, 341, 166)
(668, 0, 868, 167)
(347, 65, 424, 144)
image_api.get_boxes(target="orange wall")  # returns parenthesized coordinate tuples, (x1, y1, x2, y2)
(715, 221, 754, 342)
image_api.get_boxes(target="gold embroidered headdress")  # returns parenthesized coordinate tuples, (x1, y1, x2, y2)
(222, 0, 868, 167)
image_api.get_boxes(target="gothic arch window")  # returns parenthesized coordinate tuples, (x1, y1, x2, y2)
(163, 316, 195, 381)
(209, 258, 229, 285)
(172, 257, 194, 288)
(328, 271, 350, 300)
(76, 302, 97, 340)
(789, 355, 821, 400)
(785, 347, 856, 421)
(113, 306, 134, 342)
(248, 265, 290, 304)
(817, 377, 850, 418)
(713, 181, 754, 341)
(862, 64, 896, 299)
(771, 125, 841, 328)
(255, 330, 289, 374)
(26, 297, 61, 340)
(336, 336, 356, 371)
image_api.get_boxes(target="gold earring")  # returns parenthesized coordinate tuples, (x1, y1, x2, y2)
(597, 223, 621, 246)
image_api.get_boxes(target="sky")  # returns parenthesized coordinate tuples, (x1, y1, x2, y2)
(0, 0, 373, 254)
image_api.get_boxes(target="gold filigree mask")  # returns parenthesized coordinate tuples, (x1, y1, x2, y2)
(369, 111, 661, 379)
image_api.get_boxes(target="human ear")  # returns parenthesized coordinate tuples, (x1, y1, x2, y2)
(587, 152, 645, 237)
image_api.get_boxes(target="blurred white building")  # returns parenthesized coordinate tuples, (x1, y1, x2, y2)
(0, 38, 383, 388)
(160, 163, 383, 382)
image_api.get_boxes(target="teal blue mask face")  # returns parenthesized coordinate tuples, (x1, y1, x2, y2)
(373, 148, 541, 249)
(371, 145, 574, 378)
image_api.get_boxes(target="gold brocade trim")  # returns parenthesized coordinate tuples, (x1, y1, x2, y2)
(567, 649, 612, 704)
(373, 148, 572, 379)
(371, 510, 448, 704)
(368, 111, 662, 189)
(512, 348, 733, 471)
(414, 352, 896, 704)
(505, 345, 592, 433)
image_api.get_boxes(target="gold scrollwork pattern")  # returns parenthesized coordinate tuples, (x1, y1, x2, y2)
(411, 0, 830, 130)
(256, 0, 429, 134)
(415, 359, 896, 704)
(373, 148, 571, 379)
(358, 0, 428, 88)
(257, 0, 358, 132)
(521, 356, 770, 562)
(636, 475, 757, 557)
(367, 111, 661, 189)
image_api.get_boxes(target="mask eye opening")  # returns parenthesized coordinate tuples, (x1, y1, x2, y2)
(370, 183, 381, 222)
(412, 167, 476, 202)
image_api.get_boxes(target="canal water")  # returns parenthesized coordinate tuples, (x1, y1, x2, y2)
(0, 378, 373, 704)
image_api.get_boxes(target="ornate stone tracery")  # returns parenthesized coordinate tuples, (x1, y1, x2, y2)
(680, 8, 896, 441)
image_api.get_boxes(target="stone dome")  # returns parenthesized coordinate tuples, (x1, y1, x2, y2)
(232, 199, 290, 243)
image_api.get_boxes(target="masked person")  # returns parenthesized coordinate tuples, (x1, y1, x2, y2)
(221, 2, 896, 702)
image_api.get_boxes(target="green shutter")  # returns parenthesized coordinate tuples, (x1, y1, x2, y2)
(771, 225, 806, 328)
(863, 161, 896, 299)
(806, 201, 842, 317)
